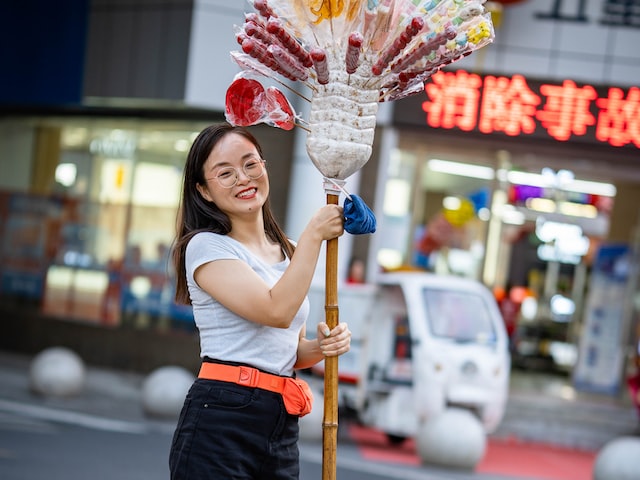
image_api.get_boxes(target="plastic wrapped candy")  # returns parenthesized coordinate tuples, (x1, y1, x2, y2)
(264, 86, 296, 130)
(226, 0, 495, 180)
(225, 77, 265, 127)
(225, 74, 296, 130)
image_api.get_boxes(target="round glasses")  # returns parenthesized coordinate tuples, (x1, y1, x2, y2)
(208, 159, 266, 188)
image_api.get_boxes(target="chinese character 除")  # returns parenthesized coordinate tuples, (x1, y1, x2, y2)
(479, 75, 540, 136)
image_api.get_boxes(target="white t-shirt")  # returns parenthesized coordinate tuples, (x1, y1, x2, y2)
(185, 232, 308, 376)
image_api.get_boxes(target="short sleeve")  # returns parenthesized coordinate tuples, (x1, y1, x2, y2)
(185, 233, 240, 283)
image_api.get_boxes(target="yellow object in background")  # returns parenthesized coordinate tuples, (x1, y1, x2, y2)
(443, 197, 475, 227)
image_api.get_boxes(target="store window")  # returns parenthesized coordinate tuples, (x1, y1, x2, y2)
(376, 149, 419, 271)
(376, 140, 493, 278)
(383, 132, 623, 377)
(0, 117, 206, 331)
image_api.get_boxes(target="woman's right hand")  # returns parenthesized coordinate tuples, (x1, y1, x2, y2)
(306, 204, 344, 241)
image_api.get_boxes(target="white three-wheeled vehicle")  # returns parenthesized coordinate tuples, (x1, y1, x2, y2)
(304, 271, 511, 445)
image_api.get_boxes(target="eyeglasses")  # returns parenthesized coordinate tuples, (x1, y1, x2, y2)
(207, 159, 266, 188)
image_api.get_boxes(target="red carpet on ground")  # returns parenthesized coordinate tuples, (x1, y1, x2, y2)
(348, 424, 596, 480)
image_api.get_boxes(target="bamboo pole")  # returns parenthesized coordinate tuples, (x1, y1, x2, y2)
(322, 190, 340, 480)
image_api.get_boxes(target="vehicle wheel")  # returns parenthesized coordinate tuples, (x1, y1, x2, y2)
(386, 434, 407, 445)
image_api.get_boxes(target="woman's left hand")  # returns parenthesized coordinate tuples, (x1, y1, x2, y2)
(317, 322, 351, 357)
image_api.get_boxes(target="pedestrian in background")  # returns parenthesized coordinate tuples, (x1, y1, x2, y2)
(346, 256, 366, 284)
(169, 123, 352, 479)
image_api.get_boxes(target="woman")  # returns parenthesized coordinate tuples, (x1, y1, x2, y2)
(169, 123, 351, 479)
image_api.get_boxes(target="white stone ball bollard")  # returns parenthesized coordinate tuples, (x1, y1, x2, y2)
(593, 437, 640, 480)
(298, 387, 324, 441)
(415, 408, 487, 470)
(29, 347, 86, 397)
(141, 366, 195, 418)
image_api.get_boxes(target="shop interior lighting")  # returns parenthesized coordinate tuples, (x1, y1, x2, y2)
(536, 219, 583, 243)
(377, 248, 403, 270)
(551, 293, 576, 317)
(130, 276, 151, 298)
(442, 196, 462, 210)
(535, 219, 590, 264)
(477, 208, 491, 221)
(55, 163, 77, 187)
(383, 179, 411, 217)
(557, 202, 598, 218)
(174, 139, 190, 152)
(526, 198, 556, 214)
(132, 162, 182, 207)
(428, 160, 616, 197)
(520, 296, 538, 320)
(526, 198, 599, 218)
(427, 159, 495, 180)
(507, 170, 552, 188)
(563, 179, 616, 197)
(499, 205, 526, 225)
(508, 170, 616, 197)
(542, 167, 574, 186)
(61, 127, 89, 148)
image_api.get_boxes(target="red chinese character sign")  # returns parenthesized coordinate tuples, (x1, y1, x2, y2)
(596, 87, 640, 148)
(223, 2, 496, 479)
(537, 80, 597, 141)
(412, 70, 640, 149)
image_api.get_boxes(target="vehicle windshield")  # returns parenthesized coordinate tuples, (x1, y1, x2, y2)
(422, 288, 497, 344)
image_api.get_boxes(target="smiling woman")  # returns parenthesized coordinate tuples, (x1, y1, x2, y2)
(168, 123, 352, 480)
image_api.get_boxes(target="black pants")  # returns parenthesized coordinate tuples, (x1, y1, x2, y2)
(169, 378, 300, 479)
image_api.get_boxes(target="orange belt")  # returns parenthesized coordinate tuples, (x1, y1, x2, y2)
(198, 362, 288, 394)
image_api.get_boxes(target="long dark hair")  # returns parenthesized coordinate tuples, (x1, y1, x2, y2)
(172, 123, 295, 305)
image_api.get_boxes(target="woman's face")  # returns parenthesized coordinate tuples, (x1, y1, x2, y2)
(196, 132, 269, 217)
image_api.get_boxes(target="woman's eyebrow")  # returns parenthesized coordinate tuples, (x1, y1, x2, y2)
(241, 152, 261, 161)
(207, 160, 230, 171)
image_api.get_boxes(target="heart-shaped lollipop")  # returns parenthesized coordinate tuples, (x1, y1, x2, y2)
(225, 77, 265, 127)
(225, 75, 296, 131)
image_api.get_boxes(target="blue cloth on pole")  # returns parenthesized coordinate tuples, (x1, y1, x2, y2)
(344, 194, 376, 235)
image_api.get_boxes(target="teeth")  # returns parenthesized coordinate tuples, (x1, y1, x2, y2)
(237, 189, 256, 198)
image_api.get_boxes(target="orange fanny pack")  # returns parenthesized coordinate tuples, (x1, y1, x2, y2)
(198, 362, 313, 417)
(281, 376, 314, 417)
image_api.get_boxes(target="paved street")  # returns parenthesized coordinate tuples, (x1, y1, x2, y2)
(1, 350, 638, 480)
(0, 419, 171, 480)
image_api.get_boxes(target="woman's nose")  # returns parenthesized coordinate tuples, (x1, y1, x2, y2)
(236, 168, 251, 183)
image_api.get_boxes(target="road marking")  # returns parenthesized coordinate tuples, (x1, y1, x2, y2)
(0, 399, 149, 434)
(299, 445, 458, 480)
